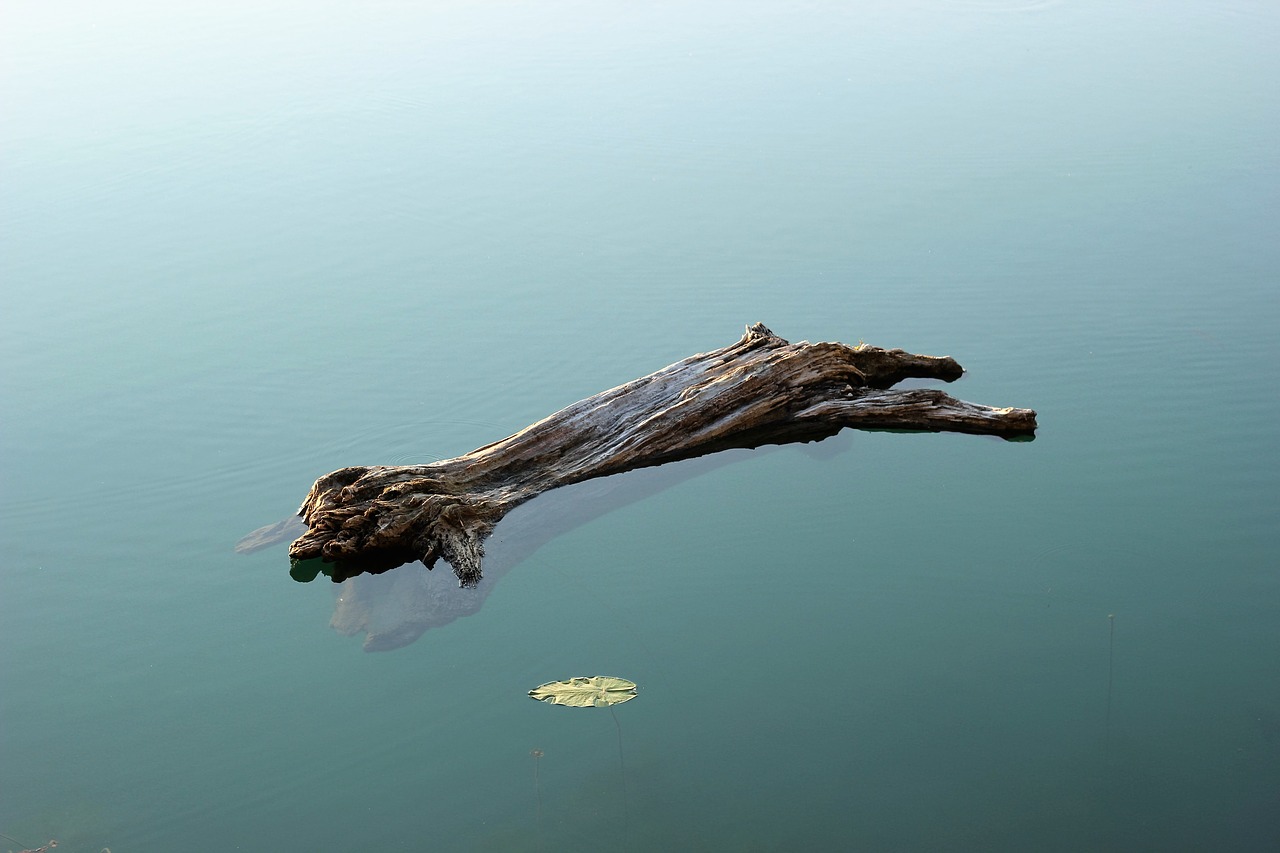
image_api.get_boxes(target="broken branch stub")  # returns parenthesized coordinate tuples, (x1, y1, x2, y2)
(288, 323, 1036, 587)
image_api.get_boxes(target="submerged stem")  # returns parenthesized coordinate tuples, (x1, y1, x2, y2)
(610, 706, 629, 828)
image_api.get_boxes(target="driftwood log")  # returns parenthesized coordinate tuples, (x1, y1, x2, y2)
(280, 324, 1035, 587)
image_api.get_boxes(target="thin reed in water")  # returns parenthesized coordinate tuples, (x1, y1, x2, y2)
(530, 748, 544, 829)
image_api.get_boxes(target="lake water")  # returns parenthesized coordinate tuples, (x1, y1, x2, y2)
(2, 1, 1277, 850)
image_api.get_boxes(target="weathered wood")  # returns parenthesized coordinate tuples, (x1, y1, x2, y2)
(286, 324, 1036, 587)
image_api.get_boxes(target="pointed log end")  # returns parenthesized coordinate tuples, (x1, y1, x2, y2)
(434, 514, 492, 588)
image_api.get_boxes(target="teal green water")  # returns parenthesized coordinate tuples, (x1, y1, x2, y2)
(3, 1, 1278, 850)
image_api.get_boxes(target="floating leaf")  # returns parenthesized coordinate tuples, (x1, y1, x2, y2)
(528, 675, 638, 708)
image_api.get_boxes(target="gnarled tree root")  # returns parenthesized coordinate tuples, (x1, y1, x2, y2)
(285, 324, 1036, 586)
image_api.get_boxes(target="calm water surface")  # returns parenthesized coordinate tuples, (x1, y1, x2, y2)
(2, 1, 1278, 850)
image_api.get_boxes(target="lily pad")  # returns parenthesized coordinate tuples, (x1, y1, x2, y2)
(528, 675, 638, 708)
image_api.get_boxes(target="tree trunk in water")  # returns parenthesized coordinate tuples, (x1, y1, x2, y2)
(283, 324, 1037, 587)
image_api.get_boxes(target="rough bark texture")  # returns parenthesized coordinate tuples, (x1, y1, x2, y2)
(286, 324, 1036, 586)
